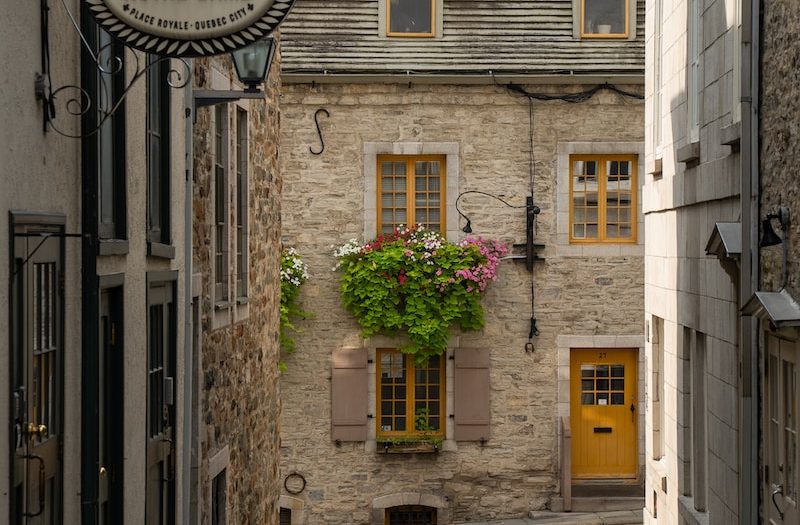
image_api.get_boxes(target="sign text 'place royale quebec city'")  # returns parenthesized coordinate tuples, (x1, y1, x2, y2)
(86, 0, 296, 57)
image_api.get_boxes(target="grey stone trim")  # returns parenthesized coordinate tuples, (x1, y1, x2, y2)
(279, 495, 306, 525)
(676, 141, 700, 164)
(363, 141, 459, 242)
(371, 492, 450, 525)
(555, 142, 645, 256)
(556, 334, 646, 480)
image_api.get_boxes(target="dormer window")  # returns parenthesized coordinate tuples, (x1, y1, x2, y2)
(581, 0, 629, 38)
(387, 0, 435, 37)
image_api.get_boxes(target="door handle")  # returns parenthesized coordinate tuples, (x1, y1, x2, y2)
(22, 454, 45, 518)
(630, 403, 636, 422)
(771, 484, 785, 520)
(27, 423, 47, 439)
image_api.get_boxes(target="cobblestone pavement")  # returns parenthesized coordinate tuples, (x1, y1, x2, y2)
(455, 509, 643, 525)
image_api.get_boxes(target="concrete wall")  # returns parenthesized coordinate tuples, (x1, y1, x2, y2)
(192, 50, 283, 524)
(0, 0, 188, 521)
(0, 0, 82, 521)
(279, 81, 644, 523)
(643, 0, 742, 523)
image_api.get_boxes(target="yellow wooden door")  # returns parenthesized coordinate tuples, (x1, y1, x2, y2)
(570, 348, 638, 479)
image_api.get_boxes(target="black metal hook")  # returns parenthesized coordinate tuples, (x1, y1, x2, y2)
(310, 108, 329, 155)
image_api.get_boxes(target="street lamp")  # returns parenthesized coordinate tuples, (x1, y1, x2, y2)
(232, 37, 277, 93)
(194, 36, 277, 110)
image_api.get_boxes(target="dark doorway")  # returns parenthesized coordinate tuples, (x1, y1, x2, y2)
(11, 217, 65, 524)
(98, 284, 124, 523)
(386, 505, 437, 525)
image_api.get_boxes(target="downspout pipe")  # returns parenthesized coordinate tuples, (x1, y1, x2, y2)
(181, 61, 194, 525)
(79, 5, 99, 523)
(739, 0, 760, 522)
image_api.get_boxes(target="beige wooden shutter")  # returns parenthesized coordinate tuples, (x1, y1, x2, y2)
(454, 347, 491, 441)
(331, 347, 368, 441)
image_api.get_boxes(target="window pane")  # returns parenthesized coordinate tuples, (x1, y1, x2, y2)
(584, 0, 627, 35)
(596, 365, 609, 377)
(582, 393, 594, 405)
(596, 379, 609, 391)
(611, 379, 624, 391)
(581, 379, 594, 391)
(389, 0, 433, 34)
(611, 393, 625, 405)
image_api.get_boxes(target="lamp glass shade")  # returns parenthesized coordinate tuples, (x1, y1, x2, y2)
(231, 37, 275, 90)
(760, 218, 783, 247)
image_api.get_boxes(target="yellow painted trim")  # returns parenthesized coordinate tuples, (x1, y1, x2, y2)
(386, 0, 436, 38)
(570, 348, 638, 479)
(376, 154, 446, 234)
(375, 349, 445, 439)
(568, 154, 637, 244)
(580, 0, 630, 39)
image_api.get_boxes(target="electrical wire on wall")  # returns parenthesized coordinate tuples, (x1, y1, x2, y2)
(493, 75, 644, 352)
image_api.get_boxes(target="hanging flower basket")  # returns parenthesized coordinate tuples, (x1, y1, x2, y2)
(333, 225, 508, 362)
(280, 248, 310, 371)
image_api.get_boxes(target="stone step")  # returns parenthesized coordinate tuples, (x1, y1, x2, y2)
(549, 497, 645, 513)
(527, 510, 643, 524)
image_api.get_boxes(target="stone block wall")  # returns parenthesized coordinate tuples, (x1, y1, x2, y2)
(192, 48, 283, 525)
(279, 82, 644, 523)
(643, 0, 743, 523)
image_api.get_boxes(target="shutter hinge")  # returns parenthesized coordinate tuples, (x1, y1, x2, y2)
(367, 359, 373, 364)
(367, 414, 374, 419)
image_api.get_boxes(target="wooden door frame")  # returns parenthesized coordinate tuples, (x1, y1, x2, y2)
(9, 211, 66, 524)
(555, 335, 645, 485)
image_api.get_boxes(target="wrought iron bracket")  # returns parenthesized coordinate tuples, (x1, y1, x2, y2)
(193, 90, 266, 113)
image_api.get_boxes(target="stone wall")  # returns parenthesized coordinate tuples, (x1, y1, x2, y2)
(279, 82, 645, 523)
(760, 0, 800, 296)
(192, 47, 283, 524)
(642, 0, 743, 522)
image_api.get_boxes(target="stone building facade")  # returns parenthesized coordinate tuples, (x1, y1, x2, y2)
(278, 2, 646, 523)
(191, 48, 284, 524)
(754, 0, 800, 523)
(641, 0, 800, 523)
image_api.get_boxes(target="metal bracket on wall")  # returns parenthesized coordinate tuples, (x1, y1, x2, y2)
(309, 108, 330, 155)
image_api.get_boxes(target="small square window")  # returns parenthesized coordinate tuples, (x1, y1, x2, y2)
(387, 0, 435, 37)
(581, 0, 629, 38)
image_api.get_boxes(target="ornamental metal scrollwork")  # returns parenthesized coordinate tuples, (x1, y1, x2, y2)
(36, 0, 191, 138)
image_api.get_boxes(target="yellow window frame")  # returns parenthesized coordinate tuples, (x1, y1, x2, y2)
(376, 349, 445, 439)
(569, 154, 637, 244)
(580, 0, 630, 39)
(377, 154, 446, 234)
(386, 0, 436, 38)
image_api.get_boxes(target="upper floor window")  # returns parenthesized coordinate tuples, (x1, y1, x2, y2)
(581, 0, 629, 38)
(214, 105, 229, 304)
(569, 155, 637, 243)
(387, 0, 435, 37)
(235, 107, 249, 301)
(377, 155, 445, 234)
(146, 55, 172, 252)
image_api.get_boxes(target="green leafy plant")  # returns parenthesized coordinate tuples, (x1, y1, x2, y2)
(280, 248, 310, 371)
(333, 225, 507, 363)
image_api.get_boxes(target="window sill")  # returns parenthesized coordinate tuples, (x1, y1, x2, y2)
(147, 241, 175, 259)
(649, 157, 663, 178)
(376, 441, 439, 454)
(676, 141, 700, 166)
(236, 296, 249, 306)
(98, 239, 129, 256)
(214, 301, 234, 311)
(720, 122, 741, 152)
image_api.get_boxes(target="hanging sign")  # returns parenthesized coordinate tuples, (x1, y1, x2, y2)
(86, 0, 296, 57)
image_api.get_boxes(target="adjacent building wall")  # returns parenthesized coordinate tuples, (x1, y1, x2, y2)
(192, 48, 284, 525)
(279, 81, 644, 523)
(643, 0, 742, 523)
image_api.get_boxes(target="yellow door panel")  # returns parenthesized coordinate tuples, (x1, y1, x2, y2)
(570, 349, 638, 479)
